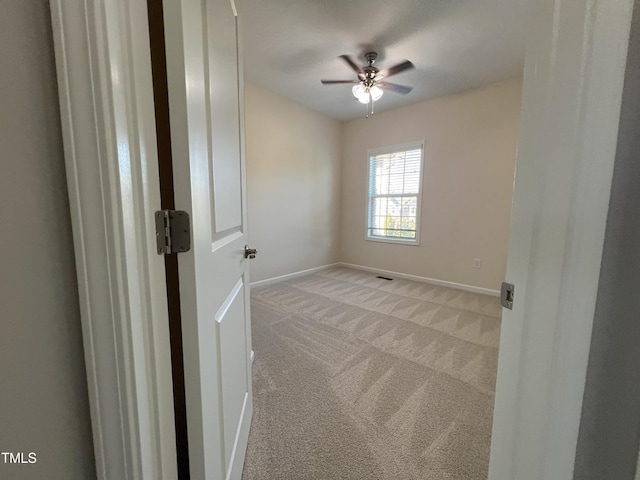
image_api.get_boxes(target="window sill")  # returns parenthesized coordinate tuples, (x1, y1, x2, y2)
(365, 235, 420, 246)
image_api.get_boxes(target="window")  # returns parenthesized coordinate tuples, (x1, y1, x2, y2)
(366, 142, 424, 244)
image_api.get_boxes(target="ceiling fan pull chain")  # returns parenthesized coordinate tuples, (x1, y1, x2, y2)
(365, 92, 375, 118)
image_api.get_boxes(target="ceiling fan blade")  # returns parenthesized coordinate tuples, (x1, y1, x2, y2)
(378, 81, 413, 94)
(321, 79, 359, 84)
(379, 60, 415, 78)
(339, 55, 363, 74)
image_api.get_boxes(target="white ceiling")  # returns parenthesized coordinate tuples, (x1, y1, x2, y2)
(241, 0, 532, 121)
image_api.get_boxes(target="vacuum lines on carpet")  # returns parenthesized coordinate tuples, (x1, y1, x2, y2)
(242, 266, 501, 480)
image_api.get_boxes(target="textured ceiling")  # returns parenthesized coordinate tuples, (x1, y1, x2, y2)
(241, 0, 532, 121)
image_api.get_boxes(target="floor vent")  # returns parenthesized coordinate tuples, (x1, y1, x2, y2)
(376, 275, 394, 281)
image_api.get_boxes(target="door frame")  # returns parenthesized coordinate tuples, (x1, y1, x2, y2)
(50, 1, 177, 478)
(489, 1, 636, 478)
(50, 0, 637, 479)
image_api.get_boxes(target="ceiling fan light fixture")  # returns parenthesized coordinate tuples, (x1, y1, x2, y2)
(352, 84, 368, 103)
(370, 85, 384, 101)
(357, 93, 371, 104)
(352, 83, 383, 104)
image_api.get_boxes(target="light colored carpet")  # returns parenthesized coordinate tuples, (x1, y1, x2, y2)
(242, 266, 502, 480)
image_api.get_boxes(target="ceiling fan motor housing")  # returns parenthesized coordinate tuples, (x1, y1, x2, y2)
(362, 52, 380, 86)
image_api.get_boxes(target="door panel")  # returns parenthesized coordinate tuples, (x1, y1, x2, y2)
(162, 0, 253, 478)
(216, 278, 249, 466)
(204, 0, 243, 233)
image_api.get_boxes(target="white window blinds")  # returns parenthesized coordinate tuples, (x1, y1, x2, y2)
(367, 142, 423, 243)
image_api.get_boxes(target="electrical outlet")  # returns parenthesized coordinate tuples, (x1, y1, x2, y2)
(473, 258, 482, 269)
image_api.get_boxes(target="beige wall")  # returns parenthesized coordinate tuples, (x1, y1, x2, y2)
(0, 1, 95, 478)
(245, 83, 342, 282)
(340, 78, 522, 290)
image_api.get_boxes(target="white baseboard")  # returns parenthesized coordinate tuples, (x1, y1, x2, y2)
(337, 262, 500, 297)
(250, 261, 500, 297)
(250, 263, 340, 287)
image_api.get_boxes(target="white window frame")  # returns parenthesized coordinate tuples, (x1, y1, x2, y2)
(365, 141, 425, 246)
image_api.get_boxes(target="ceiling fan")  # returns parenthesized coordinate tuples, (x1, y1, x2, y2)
(321, 51, 415, 115)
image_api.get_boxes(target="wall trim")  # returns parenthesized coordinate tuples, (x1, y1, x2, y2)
(251, 263, 340, 287)
(339, 262, 501, 297)
(50, 1, 177, 478)
(251, 261, 500, 297)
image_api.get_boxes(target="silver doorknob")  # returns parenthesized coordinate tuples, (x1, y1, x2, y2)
(244, 245, 257, 259)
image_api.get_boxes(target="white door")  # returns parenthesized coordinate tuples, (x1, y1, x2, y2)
(162, 0, 253, 479)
